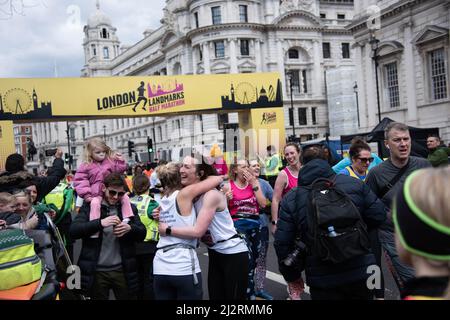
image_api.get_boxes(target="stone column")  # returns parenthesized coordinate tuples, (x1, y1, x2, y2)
(182, 45, 191, 74)
(364, 42, 377, 128)
(229, 38, 238, 73)
(264, 0, 274, 23)
(203, 42, 211, 74)
(276, 39, 287, 97)
(403, 22, 417, 124)
(166, 61, 171, 75)
(355, 42, 368, 129)
(227, 0, 233, 23)
(255, 39, 262, 72)
(192, 45, 197, 75)
(313, 40, 322, 97)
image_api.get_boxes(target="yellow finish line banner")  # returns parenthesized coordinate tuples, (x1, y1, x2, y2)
(0, 73, 282, 121)
(0, 121, 15, 171)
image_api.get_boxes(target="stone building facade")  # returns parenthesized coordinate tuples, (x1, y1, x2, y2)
(33, 0, 357, 167)
(349, 0, 450, 142)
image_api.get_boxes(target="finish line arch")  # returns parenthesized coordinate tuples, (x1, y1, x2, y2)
(0, 72, 286, 169)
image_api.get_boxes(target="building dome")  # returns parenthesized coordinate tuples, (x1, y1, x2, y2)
(88, 1, 112, 28)
(87, 9, 112, 27)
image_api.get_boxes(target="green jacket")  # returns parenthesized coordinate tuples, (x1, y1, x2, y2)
(427, 147, 450, 167)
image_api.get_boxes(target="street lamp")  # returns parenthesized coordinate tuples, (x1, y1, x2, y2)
(66, 121, 76, 171)
(353, 82, 360, 128)
(286, 71, 296, 140)
(370, 34, 382, 123)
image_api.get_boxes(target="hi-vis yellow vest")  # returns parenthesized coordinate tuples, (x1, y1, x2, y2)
(344, 165, 367, 182)
(265, 153, 282, 176)
(130, 194, 159, 242)
(44, 183, 67, 211)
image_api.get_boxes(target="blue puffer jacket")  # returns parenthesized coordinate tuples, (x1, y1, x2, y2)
(274, 159, 386, 288)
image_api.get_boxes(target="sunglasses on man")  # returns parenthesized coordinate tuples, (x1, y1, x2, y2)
(106, 189, 126, 197)
(358, 157, 374, 163)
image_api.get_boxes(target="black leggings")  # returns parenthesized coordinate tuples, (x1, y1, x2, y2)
(154, 273, 203, 300)
(208, 249, 248, 300)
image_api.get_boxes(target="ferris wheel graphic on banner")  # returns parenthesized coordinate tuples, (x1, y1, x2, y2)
(3, 88, 32, 114)
(235, 82, 256, 104)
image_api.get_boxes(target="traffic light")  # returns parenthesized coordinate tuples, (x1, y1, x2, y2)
(147, 137, 154, 153)
(64, 153, 73, 165)
(128, 141, 135, 157)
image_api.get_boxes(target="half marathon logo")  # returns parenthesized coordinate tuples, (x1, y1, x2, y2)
(261, 111, 277, 125)
(96, 80, 185, 113)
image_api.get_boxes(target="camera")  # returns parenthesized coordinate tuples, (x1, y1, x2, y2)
(45, 148, 58, 157)
(283, 240, 307, 267)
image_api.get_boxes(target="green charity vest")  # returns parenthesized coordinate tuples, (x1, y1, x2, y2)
(43, 182, 74, 224)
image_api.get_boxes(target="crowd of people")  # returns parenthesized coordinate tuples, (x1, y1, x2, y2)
(0, 121, 449, 300)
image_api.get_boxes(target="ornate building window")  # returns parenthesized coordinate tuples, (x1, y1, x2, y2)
(194, 12, 199, 28)
(429, 48, 448, 100)
(311, 107, 317, 124)
(211, 6, 221, 25)
(239, 5, 248, 22)
(214, 41, 225, 58)
(323, 42, 331, 59)
(101, 28, 109, 39)
(103, 47, 109, 59)
(240, 39, 249, 56)
(298, 108, 307, 125)
(384, 62, 400, 108)
(342, 43, 350, 59)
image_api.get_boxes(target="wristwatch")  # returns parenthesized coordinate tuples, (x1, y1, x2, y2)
(252, 185, 259, 192)
(166, 226, 172, 236)
(271, 220, 277, 226)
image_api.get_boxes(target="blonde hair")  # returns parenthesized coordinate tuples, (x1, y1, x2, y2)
(409, 167, 450, 300)
(156, 162, 182, 196)
(0, 192, 16, 206)
(84, 137, 112, 163)
(12, 191, 32, 205)
(228, 158, 249, 181)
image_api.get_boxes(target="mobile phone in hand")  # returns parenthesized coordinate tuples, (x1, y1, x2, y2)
(45, 148, 58, 157)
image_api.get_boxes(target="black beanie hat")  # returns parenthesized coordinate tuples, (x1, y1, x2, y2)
(5, 154, 25, 173)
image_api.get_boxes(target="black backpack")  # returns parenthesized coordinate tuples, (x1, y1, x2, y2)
(305, 177, 371, 264)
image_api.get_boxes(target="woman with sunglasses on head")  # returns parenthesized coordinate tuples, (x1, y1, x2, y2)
(221, 158, 267, 300)
(338, 139, 373, 182)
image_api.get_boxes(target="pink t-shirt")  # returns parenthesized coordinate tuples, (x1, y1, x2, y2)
(281, 167, 298, 197)
(228, 180, 259, 218)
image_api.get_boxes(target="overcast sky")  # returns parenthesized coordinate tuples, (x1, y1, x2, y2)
(0, 0, 165, 78)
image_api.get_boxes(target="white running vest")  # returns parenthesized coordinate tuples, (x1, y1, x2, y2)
(194, 194, 248, 255)
(153, 190, 200, 276)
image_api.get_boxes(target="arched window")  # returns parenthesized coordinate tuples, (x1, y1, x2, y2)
(288, 49, 299, 59)
(101, 28, 108, 39)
